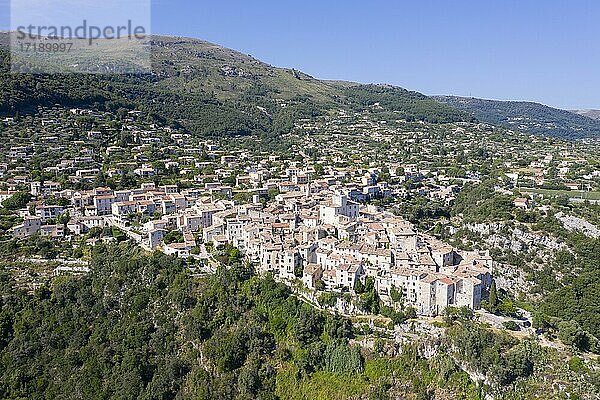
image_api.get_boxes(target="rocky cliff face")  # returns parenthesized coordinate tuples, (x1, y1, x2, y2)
(462, 222, 568, 295)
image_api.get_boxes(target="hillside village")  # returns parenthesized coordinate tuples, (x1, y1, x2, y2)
(3, 10, 600, 397)
(1, 99, 600, 400)
(1, 106, 599, 318)
(12, 180, 495, 316)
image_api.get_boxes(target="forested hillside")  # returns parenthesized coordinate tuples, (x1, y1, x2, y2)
(4, 33, 597, 140)
(0, 243, 473, 399)
(0, 33, 471, 138)
(2, 242, 596, 399)
(436, 96, 600, 139)
(343, 85, 474, 124)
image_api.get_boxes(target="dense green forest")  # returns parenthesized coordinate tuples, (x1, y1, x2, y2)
(344, 85, 473, 124)
(0, 49, 115, 113)
(451, 181, 515, 223)
(0, 243, 471, 399)
(4, 242, 588, 399)
(535, 218, 600, 343)
(436, 96, 600, 139)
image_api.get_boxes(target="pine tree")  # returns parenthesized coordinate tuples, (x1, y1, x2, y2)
(489, 280, 498, 312)
(353, 279, 365, 294)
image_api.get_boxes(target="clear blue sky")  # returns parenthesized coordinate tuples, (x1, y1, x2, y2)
(2, 0, 599, 109)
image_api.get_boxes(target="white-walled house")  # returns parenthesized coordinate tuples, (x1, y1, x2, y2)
(319, 193, 359, 225)
(11, 216, 42, 238)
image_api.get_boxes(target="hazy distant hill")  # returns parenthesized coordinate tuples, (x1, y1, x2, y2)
(571, 109, 600, 121)
(0, 33, 470, 137)
(435, 96, 600, 139)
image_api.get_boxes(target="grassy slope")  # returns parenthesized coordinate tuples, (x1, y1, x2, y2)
(275, 357, 479, 400)
(148, 36, 343, 105)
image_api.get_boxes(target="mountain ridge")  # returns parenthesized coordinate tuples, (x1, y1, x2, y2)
(0, 33, 472, 136)
(435, 95, 600, 139)
(571, 109, 600, 121)
(0, 32, 597, 139)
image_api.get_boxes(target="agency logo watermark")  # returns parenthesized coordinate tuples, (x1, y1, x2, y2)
(10, 0, 152, 74)
(15, 20, 147, 46)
